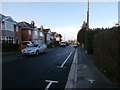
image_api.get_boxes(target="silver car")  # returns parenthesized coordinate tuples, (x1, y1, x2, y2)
(21, 43, 47, 55)
(60, 41, 66, 47)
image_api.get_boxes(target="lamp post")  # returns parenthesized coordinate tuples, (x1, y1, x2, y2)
(87, 0, 89, 29)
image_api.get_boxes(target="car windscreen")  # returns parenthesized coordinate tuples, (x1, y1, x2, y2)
(61, 42, 66, 44)
(33, 44, 38, 47)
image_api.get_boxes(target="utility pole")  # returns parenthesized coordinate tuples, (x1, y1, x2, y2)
(87, 0, 89, 29)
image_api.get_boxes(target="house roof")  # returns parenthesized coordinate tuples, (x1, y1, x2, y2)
(14, 21, 22, 26)
(0, 13, 15, 23)
(0, 13, 6, 20)
(19, 21, 34, 30)
(52, 32, 58, 36)
(0, 13, 21, 26)
(43, 29, 50, 33)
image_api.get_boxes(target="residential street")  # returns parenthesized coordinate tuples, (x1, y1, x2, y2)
(2, 46, 118, 89)
(1, 1, 120, 90)
(2, 46, 75, 89)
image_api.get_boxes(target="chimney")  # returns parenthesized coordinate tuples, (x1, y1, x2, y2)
(31, 21, 35, 27)
(40, 25, 44, 30)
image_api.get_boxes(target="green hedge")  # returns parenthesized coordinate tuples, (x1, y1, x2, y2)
(93, 27, 120, 86)
(2, 41, 19, 52)
(85, 28, 103, 54)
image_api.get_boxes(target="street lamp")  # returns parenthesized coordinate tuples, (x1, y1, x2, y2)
(87, 0, 90, 29)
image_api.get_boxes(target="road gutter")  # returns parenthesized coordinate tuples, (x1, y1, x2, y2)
(65, 48, 78, 89)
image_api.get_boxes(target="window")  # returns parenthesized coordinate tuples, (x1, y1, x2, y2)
(2, 37, 5, 40)
(5, 21, 14, 31)
(28, 30, 31, 35)
(40, 32, 43, 36)
(16, 26, 19, 32)
(33, 31, 38, 35)
(2, 22, 5, 30)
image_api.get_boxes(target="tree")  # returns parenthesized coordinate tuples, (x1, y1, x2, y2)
(77, 21, 87, 44)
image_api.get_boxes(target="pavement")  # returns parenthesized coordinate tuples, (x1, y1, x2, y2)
(65, 47, 118, 89)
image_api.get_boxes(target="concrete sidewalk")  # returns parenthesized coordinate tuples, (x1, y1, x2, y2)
(65, 47, 117, 89)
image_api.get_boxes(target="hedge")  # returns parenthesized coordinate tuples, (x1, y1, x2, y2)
(93, 27, 120, 86)
(2, 41, 19, 52)
(85, 28, 103, 54)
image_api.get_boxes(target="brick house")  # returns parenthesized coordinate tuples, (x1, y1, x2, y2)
(14, 22, 22, 44)
(51, 32, 58, 44)
(19, 21, 33, 41)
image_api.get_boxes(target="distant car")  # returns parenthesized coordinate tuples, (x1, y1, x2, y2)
(73, 43, 79, 48)
(21, 42, 47, 55)
(21, 41, 33, 47)
(60, 41, 66, 47)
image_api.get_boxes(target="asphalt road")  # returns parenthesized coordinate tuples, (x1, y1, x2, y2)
(2, 46, 75, 89)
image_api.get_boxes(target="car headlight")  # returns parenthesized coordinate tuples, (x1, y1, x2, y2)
(22, 49, 25, 52)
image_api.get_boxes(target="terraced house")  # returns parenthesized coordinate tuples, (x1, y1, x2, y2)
(0, 13, 61, 45)
(19, 21, 33, 42)
(19, 21, 45, 44)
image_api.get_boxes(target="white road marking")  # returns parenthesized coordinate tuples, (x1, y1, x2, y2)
(45, 80, 58, 90)
(59, 49, 75, 68)
(88, 79, 95, 83)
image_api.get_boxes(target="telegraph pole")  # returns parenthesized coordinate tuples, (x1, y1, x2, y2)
(87, 0, 89, 29)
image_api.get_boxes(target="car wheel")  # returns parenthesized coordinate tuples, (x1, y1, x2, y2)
(36, 50, 39, 55)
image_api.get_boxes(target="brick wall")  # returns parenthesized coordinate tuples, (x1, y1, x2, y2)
(22, 29, 32, 41)
(14, 25, 22, 44)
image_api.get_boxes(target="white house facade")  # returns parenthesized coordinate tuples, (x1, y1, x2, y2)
(46, 29, 52, 44)
(1, 13, 15, 43)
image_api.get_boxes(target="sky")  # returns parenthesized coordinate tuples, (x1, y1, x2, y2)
(1, 1, 119, 40)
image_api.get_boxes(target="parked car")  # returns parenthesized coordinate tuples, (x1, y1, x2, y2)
(21, 42, 47, 55)
(60, 41, 66, 47)
(21, 41, 33, 47)
(65, 42, 69, 46)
